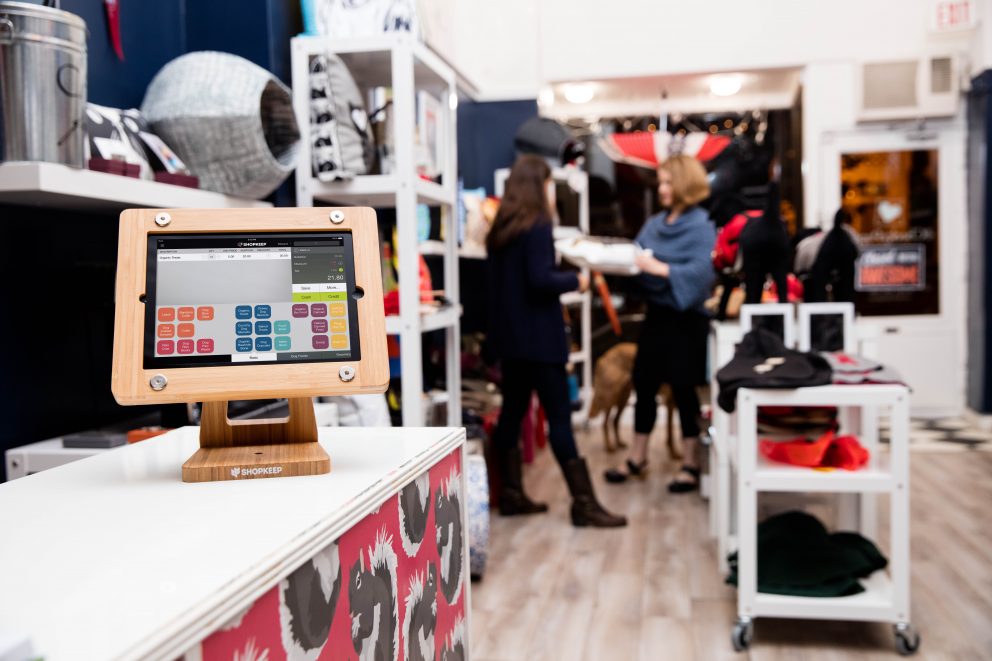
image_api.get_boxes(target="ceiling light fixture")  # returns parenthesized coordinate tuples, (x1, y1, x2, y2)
(710, 74, 743, 97)
(562, 82, 596, 104)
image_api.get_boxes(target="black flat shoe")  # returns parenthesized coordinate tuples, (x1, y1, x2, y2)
(604, 459, 649, 484)
(667, 465, 701, 493)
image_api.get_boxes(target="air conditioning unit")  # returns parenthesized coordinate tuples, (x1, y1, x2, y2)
(857, 54, 959, 122)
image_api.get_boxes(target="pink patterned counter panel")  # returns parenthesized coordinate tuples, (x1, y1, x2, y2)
(199, 448, 465, 661)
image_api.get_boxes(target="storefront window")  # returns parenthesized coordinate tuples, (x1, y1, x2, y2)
(840, 149, 939, 316)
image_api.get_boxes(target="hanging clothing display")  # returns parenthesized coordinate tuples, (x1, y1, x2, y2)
(727, 511, 888, 597)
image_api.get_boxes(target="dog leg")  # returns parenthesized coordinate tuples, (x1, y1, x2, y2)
(603, 408, 616, 453)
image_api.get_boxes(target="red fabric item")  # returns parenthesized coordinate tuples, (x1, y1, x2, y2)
(759, 430, 870, 471)
(823, 435, 870, 470)
(767, 273, 805, 303)
(713, 210, 761, 270)
(695, 135, 732, 162)
(760, 431, 834, 467)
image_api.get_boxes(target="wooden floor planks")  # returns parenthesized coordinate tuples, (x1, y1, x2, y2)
(469, 427, 992, 660)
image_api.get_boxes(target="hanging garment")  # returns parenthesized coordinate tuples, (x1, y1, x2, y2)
(727, 511, 888, 597)
(715, 328, 833, 412)
(738, 184, 790, 304)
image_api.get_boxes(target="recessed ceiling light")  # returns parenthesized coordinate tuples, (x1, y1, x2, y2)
(562, 82, 596, 104)
(710, 74, 743, 97)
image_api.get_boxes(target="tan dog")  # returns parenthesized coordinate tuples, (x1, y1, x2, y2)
(588, 342, 682, 459)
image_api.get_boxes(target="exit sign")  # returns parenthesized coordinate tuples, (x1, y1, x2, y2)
(930, 0, 977, 32)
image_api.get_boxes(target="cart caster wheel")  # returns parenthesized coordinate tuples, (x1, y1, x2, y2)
(894, 623, 920, 656)
(731, 617, 753, 652)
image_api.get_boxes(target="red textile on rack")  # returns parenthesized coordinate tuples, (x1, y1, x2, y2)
(759, 430, 870, 470)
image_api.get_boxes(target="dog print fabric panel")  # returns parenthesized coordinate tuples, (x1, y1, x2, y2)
(199, 448, 465, 661)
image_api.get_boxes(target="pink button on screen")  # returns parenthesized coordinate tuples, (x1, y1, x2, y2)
(177, 339, 195, 354)
(312, 335, 329, 350)
(197, 339, 214, 353)
(292, 304, 309, 318)
(157, 340, 175, 355)
(310, 303, 327, 317)
(312, 319, 328, 333)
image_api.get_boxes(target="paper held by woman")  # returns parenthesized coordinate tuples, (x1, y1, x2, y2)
(554, 236, 650, 275)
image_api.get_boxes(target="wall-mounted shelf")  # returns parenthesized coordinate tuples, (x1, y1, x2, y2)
(385, 305, 462, 334)
(0, 162, 272, 211)
(302, 175, 454, 208)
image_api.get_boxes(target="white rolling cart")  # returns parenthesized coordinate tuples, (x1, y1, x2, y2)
(710, 303, 919, 654)
(731, 383, 918, 656)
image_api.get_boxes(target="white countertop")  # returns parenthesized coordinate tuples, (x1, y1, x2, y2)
(0, 426, 464, 661)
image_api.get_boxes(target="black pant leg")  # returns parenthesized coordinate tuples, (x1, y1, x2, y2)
(669, 381, 702, 438)
(492, 359, 535, 453)
(632, 308, 668, 435)
(532, 362, 580, 465)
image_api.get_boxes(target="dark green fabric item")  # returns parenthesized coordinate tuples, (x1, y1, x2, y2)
(726, 510, 888, 597)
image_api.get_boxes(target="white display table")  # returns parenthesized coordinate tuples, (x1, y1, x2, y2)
(0, 426, 468, 661)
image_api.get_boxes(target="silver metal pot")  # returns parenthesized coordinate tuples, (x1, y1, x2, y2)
(0, 1, 87, 167)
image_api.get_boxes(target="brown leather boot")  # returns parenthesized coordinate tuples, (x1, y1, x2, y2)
(498, 446, 548, 516)
(563, 457, 627, 528)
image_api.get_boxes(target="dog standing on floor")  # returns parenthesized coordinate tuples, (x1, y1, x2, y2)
(588, 342, 682, 459)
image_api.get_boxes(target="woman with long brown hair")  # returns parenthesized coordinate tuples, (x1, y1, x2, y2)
(486, 154, 626, 528)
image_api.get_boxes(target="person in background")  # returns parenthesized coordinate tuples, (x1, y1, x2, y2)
(487, 154, 626, 528)
(605, 155, 716, 492)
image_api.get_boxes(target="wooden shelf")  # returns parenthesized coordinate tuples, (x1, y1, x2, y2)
(0, 162, 272, 211)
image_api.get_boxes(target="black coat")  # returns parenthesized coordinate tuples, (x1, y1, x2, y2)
(486, 221, 578, 363)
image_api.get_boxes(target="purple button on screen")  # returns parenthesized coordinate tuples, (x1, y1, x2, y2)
(312, 319, 328, 333)
(312, 335, 329, 350)
(310, 303, 327, 317)
(292, 304, 309, 318)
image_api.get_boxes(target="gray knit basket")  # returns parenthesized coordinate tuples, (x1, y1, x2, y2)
(141, 51, 300, 199)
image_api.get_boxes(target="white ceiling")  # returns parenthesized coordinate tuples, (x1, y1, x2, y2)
(543, 67, 803, 121)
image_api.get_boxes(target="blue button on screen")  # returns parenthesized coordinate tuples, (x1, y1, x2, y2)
(235, 321, 252, 335)
(235, 305, 252, 319)
(255, 336, 273, 351)
(254, 321, 272, 335)
(236, 337, 253, 352)
(254, 305, 272, 319)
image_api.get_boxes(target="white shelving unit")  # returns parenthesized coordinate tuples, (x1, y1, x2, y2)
(291, 34, 460, 427)
(495, 167, 592, 416)
(0, 161, 272, 211)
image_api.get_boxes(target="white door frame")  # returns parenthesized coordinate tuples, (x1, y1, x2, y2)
(819, 124, 968, 416)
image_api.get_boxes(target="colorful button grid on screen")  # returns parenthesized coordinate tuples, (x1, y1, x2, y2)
(275, 336, 291, 351)
(254, 321, 272, 335)
(236, 321, 252, 335)
(330, 318, 347, 333)
(310, 303, 327, 317)
(197, 339, 214, 353)
(312, 335, 329, 350)
(255, 336, 273, 351)
(177, 339, 195, 354)
(236, 337, 252, 352)
(157, 340, 175, 355)
(312, 319, 328, 333)
(330, 303, 346, 317)
(254, 305, 271, 319)
(196, 306, 214, 321)
(274, 320, 291, 334)
(292, 304, 309, 318)
(331, 334, 348, 349)
(158, 308, 175, 322)
(158, 324, 175, 338)
(178, 307, 195, 321)
(177, 323, 195, 338)
(235, 306, 252, 319)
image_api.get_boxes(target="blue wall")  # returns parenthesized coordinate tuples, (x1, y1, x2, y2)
(457, 99, 537, 195)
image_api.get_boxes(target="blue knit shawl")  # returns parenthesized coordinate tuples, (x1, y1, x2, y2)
(635, 206, 717, 312)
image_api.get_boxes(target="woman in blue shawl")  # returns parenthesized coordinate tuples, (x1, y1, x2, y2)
(606, 155, 716, 492)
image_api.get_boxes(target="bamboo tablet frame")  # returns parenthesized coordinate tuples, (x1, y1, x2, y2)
(110, 207, 389, 482)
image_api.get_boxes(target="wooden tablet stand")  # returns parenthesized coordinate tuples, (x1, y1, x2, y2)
(181, 398, 330, 483)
